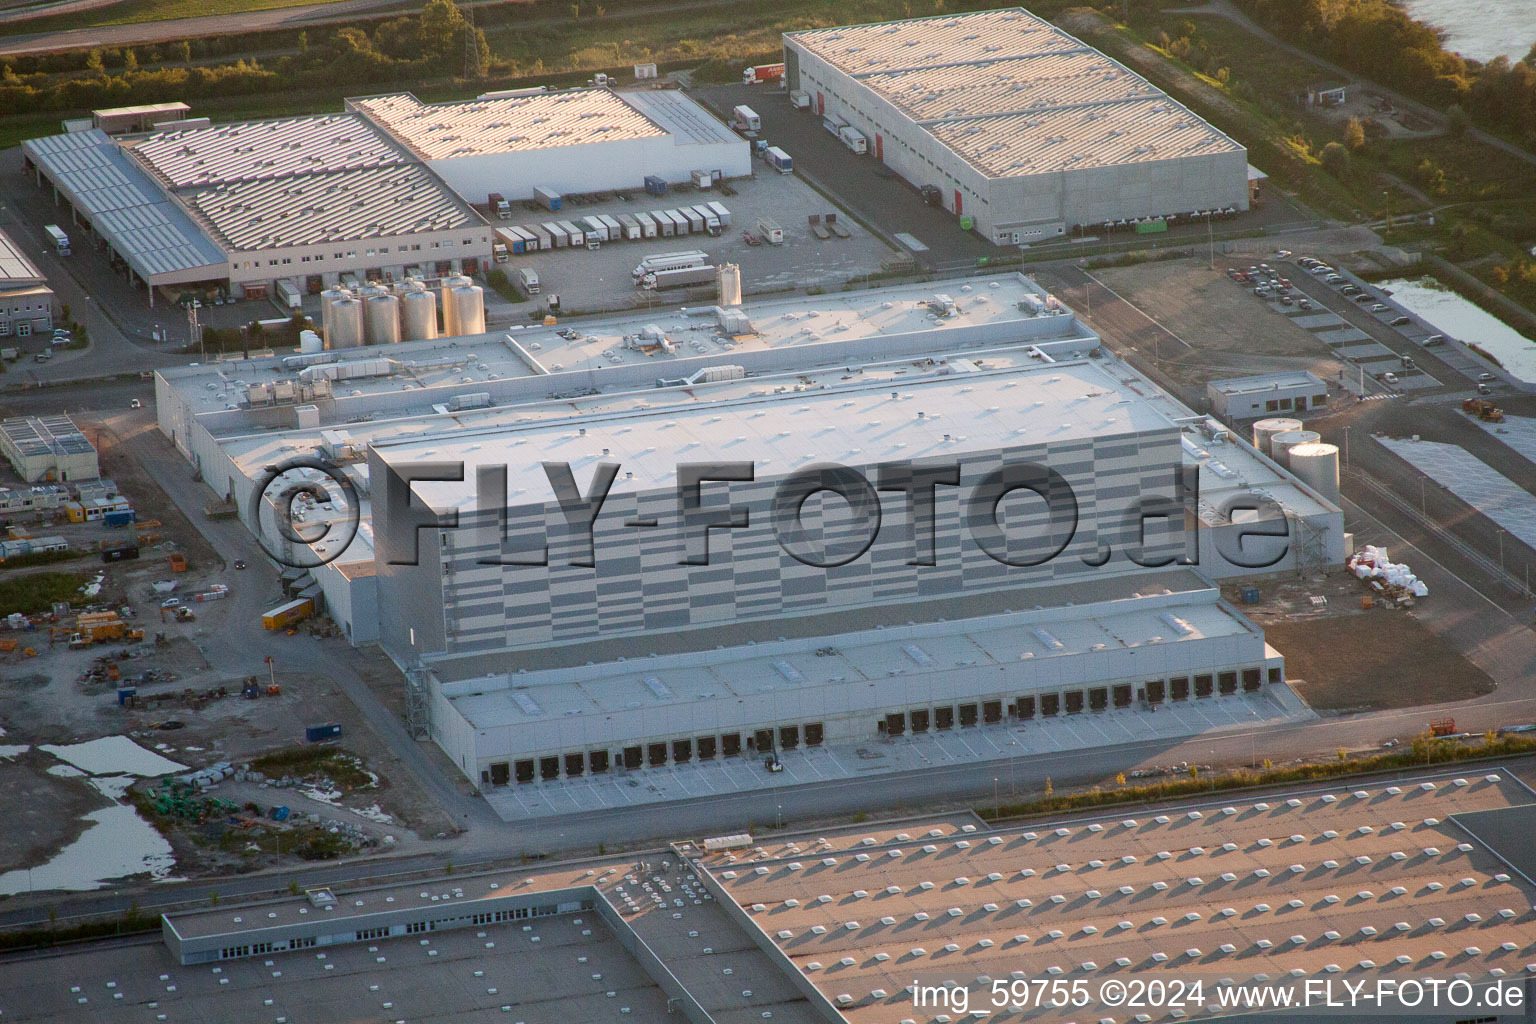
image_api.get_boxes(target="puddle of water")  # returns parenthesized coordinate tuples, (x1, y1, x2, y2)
(0, 745, 28, 761)
(1379, 276, 1536, 383)
(0, 805, 176, 895)
(46, 764, 87, 778)
(39, 736, 188, 777)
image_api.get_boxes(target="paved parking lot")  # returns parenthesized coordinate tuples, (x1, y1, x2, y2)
(483, 691, 1311, 823)
(487, 161, 893, 319)
(1377, 435, 1536, 552)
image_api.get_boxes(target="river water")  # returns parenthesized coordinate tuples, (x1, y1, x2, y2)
(1378, 276, 1536, 383)
(1398, 0, 1536, 64)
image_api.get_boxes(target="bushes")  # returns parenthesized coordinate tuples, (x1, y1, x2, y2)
(0, 572, 92, 615)
(980, 731, 1536, 821)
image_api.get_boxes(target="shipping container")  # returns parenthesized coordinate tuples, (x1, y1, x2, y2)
(495, 227, 526, 255)
(533, 186, 562, 211)
(305, 722, 343, 743)
(634, 212, 659, 238)
(513, 225, 541, 251)
(487, 192, 511, 219)
(691, 169, 713, 189)
(643, 265, 716, 291)
(103, 509, 136, 528)
(615, 213, 642, 241)
(731, 105, 761, 132)
(705, 201, 732, 227)
(633, 250, 709, 281)
(689, 204, 721, 235)
(742, 63, 784, 85)
(517, 267, 541, 295)
(764, 147, 793, 173)
(101, 544, 139, 563)
(541, 221, 570, 248)
(643, 175, 667, 197)
(262, 597, 313, 630)
(664, 209, 690, 235)
(838, 125, 868, 154)
(579, 216, 609, 243)
(756, 216, 784, 245)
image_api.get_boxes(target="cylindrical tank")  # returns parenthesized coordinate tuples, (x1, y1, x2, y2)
(298, 329, 324, 354)
(1287, 442, 1341, 505)
(327, 298, 364, 349)
(439, 274, 472, 336)
(401, 288, 438, 341)
(717, 263, 742, 306)
(319, 286, 351, 343)
(450, 284, 485, 336)
(1270, 429, 1321, 468)
(364, 293, 401, 345)
(1252, 417, 1303, 456)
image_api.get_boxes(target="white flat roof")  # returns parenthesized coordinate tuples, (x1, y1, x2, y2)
(127, 114, 406, 188)
(380, 356, 1174, 510)
(183, 162, 482, 251)
(787, 8, 1242, 179)
(349, 89, 667, 160)
(1208, 370, 1327, 395)
(0, 227, 44, 288)
(446, 581, 1249, 729)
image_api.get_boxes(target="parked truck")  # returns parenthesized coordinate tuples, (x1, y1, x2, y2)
(705, 201, 732, 227)
(680, 207, 705, 234)
(789, 90, 811, 110)
(663, 209, 690, 235)
(542, 221, 570, 247)
(557, 220, 589, 246)
(764, 146, 793, 174)
(511, 225, 540, 252)
(580, 216, 609, 243)
(642, 265, 716, 291)
(516, 267, 541, 295)
(493, 227, 522, 260)
(633, 250, 709, 282)
(742, 63, 784, 85)
(597, 214, 622, 240)
(44, 224, 69, 256)
(838, 125, 868, 154)
(689, 204, 721, 235)
(652, 210, 676, 236)
(275, 279, 302, 309)
(261, 598, 313, 630)
(732, 104, 761, 133)
(487, 192, 511, 219)
(533, 186, 562, 211)
(634, 212, 659, 238)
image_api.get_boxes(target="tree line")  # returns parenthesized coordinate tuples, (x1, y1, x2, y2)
(0, 0, 489, 115)
(1238, 0, 1536, 145)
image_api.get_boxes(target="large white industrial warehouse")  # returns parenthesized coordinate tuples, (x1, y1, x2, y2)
(155, 272, 1342, 808)
(783, 8, 1250, 244)
(21, 87, 748, 303)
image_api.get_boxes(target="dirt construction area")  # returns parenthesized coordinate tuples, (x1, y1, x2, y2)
(1093, 256, 1364, 393)
(1228, 572, 1496, 713)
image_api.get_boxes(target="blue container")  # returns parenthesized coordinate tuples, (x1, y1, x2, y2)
(116, 686, 137, 705)
(644, 175, 667, 197)
(1240, 585, 1261, 604)
(305, 722, 343, 743)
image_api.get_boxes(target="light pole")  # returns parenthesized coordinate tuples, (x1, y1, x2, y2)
(1206, 209, 1214, 270)
(1498, 529, 1506, 573)
(1343, 426, 1351, 470)
(776, 803, 782, 829)
(1420, 476, 1426, 516)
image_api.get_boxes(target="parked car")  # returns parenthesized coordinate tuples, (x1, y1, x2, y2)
(1280, 295, 1294, 306)
(1355, 294, 1374, 304)
(1424, 334, 1445, 347)
(1478, 383, 1493, 394)
(1381, 372, 1399, 385)
(233, 559, 246, 570)
(129, 399, 142, 409)
(1390, 315, 1411, 326)
(160, 597, 181, 609)
(1371, 303, 1389, 312)
(1325, 274, 1344, 283)
(1298, 299, 1313, 310)
(1478, 372, 1496, 382)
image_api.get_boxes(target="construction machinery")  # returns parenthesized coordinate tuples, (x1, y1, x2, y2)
(1462, 398, 1505, 423)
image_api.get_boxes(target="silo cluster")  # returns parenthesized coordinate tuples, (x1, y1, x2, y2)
(317, 276, 473, 347)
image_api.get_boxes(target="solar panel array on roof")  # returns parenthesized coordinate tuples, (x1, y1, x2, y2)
(129, 114, 406, 188)
(184, 163, 480, 251)
(0, 228, 45, 288)
(1, 415, 95, 458)
(349, 90, 667, 160)
(787, 8, 1242, 179)
(20, 129, 226, 278)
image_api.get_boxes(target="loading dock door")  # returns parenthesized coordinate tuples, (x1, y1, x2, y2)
(875, 134, 883, 161)
(816, 92, 824, 116)
(953, 190, 963, 216)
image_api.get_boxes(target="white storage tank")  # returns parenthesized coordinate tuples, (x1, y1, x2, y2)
(365, 293, 401, 345)
(328, 298, 365, 349)
(1287, 442, 1341, 505)
(450, 285, 485, 337)
(320, 287, 351, 343)
(298, 329, 324, 355)
(401, 287, 439, 341)
(1252, 417, 1304, 456)
(1270, 429, 1321, 468)
(439, 273, 472, 336)
(717, 263, 742, 306)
